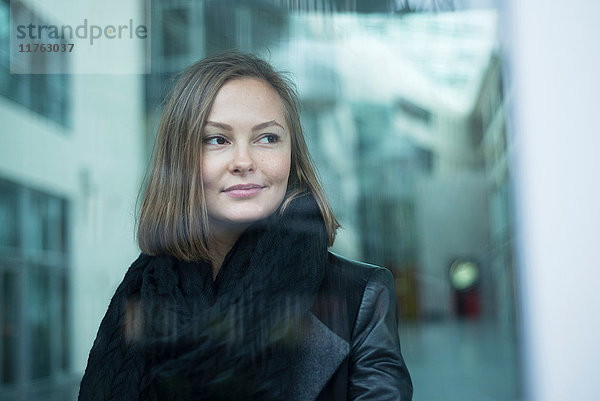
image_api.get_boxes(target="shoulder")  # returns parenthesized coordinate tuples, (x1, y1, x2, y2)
(108, 253, 175, 303)
(324, 251, 395, 293)
(325, 251, 397, 323)
(330, 255, 412, 400)
(313, 252, 396, 340)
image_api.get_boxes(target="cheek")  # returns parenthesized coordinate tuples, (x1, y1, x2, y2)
(200, 159, 217, 187)
(269, 153, 291, 184)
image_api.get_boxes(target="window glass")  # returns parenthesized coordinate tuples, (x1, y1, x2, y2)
(161, 8, 189, 57)
(1, 270, 19, 385)
(59, 273, 70, 371)
(2, 1, 519, 400)
(0, 180, 19, 249)
(0, 181, 69, 395)
(28, 191, 50, 252)
(0, 0, 70, 127)
(29, 267, 52, 379)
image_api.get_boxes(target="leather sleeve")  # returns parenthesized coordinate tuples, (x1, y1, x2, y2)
(348, 268, 413, 400)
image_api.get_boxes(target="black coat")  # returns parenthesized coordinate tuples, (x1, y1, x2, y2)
(79, 251, 412, 401)
(79, 193, 412, 401)
(300, 252, 413, 401)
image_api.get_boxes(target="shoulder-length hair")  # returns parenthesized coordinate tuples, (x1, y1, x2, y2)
(136, 52, 339, 262)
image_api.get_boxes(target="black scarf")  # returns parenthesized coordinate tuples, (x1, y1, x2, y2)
(78, 193, 328, 401)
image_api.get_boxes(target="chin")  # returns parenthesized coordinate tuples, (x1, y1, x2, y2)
(217, 205, 277, 226)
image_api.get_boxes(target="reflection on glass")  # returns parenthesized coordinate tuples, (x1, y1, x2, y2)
(60, 274, 70, 371)
(145, 3, 517, 401)
(1, 271, 19, 385)
(0, 180, 70, 398)
(1, 0, 518, 399)
(29, 267, 51, 380)
(0, 0, 70, 126)
(161, 8, 189, 57)
(28, 191, 50, 252)
(0, 180, 19, 249)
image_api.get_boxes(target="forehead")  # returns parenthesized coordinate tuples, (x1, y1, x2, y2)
(207, 78, 285, 121)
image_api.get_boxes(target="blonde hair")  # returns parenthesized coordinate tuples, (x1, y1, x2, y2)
(137, 52, 339, 262)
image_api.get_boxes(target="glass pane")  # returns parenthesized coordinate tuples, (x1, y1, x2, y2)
(29, 267, 51, 379)
(59, 73, 71, 127)
(0, 0, 10, 93)
(6, 1, 30, 105)
(46, 196, 63, 253)
(46, 74, 63, 124)
(204, 5, 237, 55)
(30, 74, 50, 117)
(59, 273, 70, 371)
(27, 191, 47, 252)
(28, 190, 64, 253)
(1, 270, 19, 385)
(0, 180, 19, 249)
(1, 0, 70, 127)
(161, 8, 189, 57)
(0, 0, 523, 399)
(60, 199, 68, 253)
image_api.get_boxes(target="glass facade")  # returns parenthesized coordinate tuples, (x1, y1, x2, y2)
(1, 0, 523, 400)
(0, 179, 72, 400)
(0, 0, 70, 127)
(143, 3, 519, 400)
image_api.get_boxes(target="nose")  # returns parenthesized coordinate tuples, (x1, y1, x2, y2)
(230, 144, 254, 174)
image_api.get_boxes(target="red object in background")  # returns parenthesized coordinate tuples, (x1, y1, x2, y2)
(449, 259, 481, 319)
(454, 288, 480, 318)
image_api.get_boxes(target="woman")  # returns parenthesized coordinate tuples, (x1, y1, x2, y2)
(78, 52, 413, 401)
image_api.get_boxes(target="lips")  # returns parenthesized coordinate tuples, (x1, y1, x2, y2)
(223, 183, 265, 198)
(224, 183, 264, 192)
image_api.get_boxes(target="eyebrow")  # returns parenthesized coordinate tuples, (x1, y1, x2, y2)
(204, 120, 284, 131)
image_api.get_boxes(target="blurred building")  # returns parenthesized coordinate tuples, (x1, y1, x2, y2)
(278, 10, 502, 323)
(0, 1, 146, 400)
(145, 2, 511, 324)
(475, 51, 518, 335)
(0, 0, 519, 400)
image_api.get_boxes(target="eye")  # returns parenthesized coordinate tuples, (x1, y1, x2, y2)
(204, 136, 228, 145)
(257, 134, 280, 144)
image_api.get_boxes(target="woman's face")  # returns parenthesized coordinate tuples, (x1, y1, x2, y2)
(201, 78, 292, 234)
